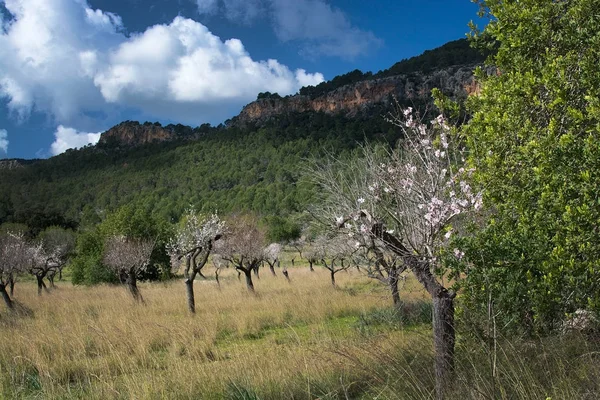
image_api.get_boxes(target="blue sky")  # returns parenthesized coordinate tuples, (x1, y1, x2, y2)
(0, 0, 483, 159)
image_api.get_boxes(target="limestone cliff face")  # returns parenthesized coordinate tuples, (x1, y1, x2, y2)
(97, 64, 477, 147)
(98, 122, 178, 147)
(235, 65, 476, 125)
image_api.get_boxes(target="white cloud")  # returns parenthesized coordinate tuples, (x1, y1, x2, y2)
(0, 129, 8, 154)
(50, 125, 102, 156)
(0, 0, 324, 133)
(93, 16, 324, 111)
(195, 0, 382, 59)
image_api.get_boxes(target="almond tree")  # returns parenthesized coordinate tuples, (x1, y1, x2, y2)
(312, 235, 355, 287)
(103, 236, 155, 303)
(217, 217, 265, 292)
(211, 253, 229, 289)
(0, 231, 29, 309)
(39, 227, 75, 285)
(167, 210, 224, 313)
(310, 106, 481, 399)
(360, 242, 407, 307)
(263, 243, 282, 276)
(30, 228, 75, 295)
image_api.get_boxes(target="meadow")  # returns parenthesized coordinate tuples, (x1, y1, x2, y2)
(0, 260, 598, 399)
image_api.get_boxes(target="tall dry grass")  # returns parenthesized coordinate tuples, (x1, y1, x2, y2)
(0, 265, 427, 399)
(2, 261, 597, 399)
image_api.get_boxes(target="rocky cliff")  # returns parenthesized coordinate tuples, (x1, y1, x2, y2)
(97, 64, 478, 147)
(98, 122, 178, 146)
(234, 64, 477, 126)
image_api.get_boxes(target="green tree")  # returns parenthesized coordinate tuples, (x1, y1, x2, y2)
(460, 0, 600, 334)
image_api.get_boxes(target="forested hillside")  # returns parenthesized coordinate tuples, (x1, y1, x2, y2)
(0, 39, 484, 231)
(0, 111, 398, 230)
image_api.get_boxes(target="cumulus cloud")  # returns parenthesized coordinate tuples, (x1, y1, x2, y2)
(195, 0, 381, 59)
(0, 0, 324, 130)
(50, 125, 102, 156)
(0, 129, 8, 154)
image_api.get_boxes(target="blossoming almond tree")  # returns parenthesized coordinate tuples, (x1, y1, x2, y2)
(216, 216, 265, 292)
(310, 106, 481, 399)
(263, 243, 282, 276)
(103, 236, 155, 303)
(311, 234, 357, 287)
(167, 210, 224, 314)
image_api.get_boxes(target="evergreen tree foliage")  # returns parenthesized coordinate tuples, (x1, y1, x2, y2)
(458, 0, 600, 334)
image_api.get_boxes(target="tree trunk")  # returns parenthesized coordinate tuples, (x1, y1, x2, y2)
(36, 274, 48, 296)
(373, 226, 456, 399)
(283, 269, 290, 282)
(126, 271, 143, 303)
(0, 283, 14, 310)
(253, 264, 260, 279)
(185, 270, 198, 314)
(215, 270, 221, 289)
(390, 274, 401, 307)
(48, 273, 56, 289)
(243, 269, 255, 292)
(268, 262, 277, 276)
(433, 292, 455, 399)
(330, 270, 336, 287)
(9, 276, 15, 297)
(309, 260, 314, 272)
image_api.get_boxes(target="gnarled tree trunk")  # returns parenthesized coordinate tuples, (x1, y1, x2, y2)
(126, 269, 143, 303)
(185, 278, 196, 313)
(390, 273, 401, 307)
(0, 283, 14, 310)
(375, 226, 456, 400)
(9, 275, 15, 297)
(36, 273, 49, 296)
(242, 268, 255, 292)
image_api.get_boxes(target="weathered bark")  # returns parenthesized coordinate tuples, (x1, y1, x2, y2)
(373, 224, 455, 399)
(282, 269, 290, 282)
(390, 274, 401, 307)
(183, 254, 198, 314)
(9, 275, 15, 297)
(0, 283, 14, 310)
(36, 273, 49, 296)
(185, 278, 196, 314)
(330, 270, 336, 287)
(243, 268, 255, 292)
(126, 270, 143, 303)
(215, 269, 221, 289)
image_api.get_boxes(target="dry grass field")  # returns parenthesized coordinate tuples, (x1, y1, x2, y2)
(0, 263, 431, 399)
(1, 259, 598, 400)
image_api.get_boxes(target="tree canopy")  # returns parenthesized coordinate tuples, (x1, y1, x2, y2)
(459, 0, 600, 334)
